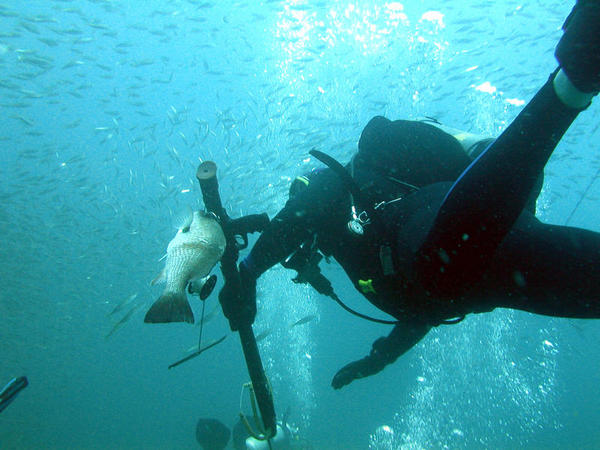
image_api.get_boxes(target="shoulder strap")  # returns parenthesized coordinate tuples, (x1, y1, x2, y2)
(309, 149, 388, 238)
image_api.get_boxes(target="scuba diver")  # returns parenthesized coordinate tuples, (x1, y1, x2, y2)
(218, 0, 600, 389)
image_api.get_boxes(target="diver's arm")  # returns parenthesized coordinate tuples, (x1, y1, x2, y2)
(242, 206, 313, 278)
(220, 206, 312, 330)
(242, 169, 346, 279)
(331, 319, 431, 389)
(222, 170, 345, 330)
(220, 198, 314, 330)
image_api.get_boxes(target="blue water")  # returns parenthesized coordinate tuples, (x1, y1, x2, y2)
(1, 1, 599, 448)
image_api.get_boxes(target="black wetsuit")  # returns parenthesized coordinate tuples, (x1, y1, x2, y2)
(242, 75, 600, 378)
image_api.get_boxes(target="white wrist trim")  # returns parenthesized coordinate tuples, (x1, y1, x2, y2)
(553, 69, 594, 108)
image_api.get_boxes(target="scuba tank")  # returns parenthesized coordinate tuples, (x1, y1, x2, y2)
(418, 117, 495, 159)
(418, 117, 541, 213)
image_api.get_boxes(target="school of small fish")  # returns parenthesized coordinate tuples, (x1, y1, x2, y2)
(0, 1, 597, 445)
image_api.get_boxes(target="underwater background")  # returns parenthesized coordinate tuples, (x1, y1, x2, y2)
(1, 0, 599, 448)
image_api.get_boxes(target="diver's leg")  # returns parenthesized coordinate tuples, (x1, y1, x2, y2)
(415, 76, 582, 296)
(478, 215, 600, 318)
(415, 3, 600, 297)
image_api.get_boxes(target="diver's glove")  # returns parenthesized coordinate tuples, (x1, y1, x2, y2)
(331, 357, 376, 390)
(555, 0, 600, 93)
(331, 321, 432, 389)
(331, 336, 391, 390)
(219, 260, 257, 331)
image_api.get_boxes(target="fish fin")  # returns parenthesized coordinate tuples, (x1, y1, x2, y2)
(151, 267, 167, 286)
(144, 292, 194, 324)
(173, 207, 194, 232)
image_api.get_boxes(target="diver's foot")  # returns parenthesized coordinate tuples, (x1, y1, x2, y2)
(555, 0, 600, 95)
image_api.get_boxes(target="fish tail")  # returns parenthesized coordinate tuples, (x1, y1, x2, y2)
(144, 291, 194, 324)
